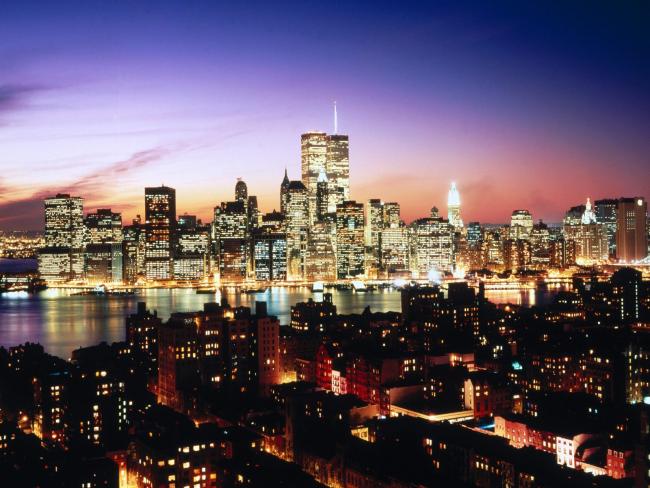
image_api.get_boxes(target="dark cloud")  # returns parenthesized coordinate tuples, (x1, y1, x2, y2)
(0, 84, 48, 125)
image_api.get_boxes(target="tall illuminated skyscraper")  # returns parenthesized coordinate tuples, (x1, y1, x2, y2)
(563, 198, 608, 264)
(447, 182, 463, 229)
(285, 180, 309, 280)
(301, 108, 350, 221)
(510, 210, 533, 240)
(301, 131, 328, 222)
(616, 197, 648, 263)
(409, 216, 454, 276)
(144, 186, 176, 281)
(38, 193, 85, 282)
(213, 200, 249, 282)
(84, 209, 122, 244)
(280, 168, 290, 215)
(326, 133, 350, 209)
(595, 198, 618, 256)
(316, 169, 329, 221)
(44, 194, 85, 249)
(335, 201, 365, 279)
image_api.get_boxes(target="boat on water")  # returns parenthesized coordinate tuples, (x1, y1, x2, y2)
(196, 288, 219, 294)
(72, 285, 135, 296)
(312, 281, 324, 293)
(242, 287, 268, 294)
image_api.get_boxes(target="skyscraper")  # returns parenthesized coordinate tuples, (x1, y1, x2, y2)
(510, 210, 533, 240)
(335, 201, 365, 279)
(144, 186, 176, 281)
(280, 168, 290, 215)
(301, 131, 328, 222)
(39, 194, 85, 282)
(316, 169, 329, 221)
(616, 197, 648, 263)
(213, 200, 249, 282)
(305, 221, 337, 282)
(84, 209, 122, 244)
(235, 178, 248, 202)
(595, 198, 618, 256)
(409, 216, 454, 277)
(285, 181, 309, 280)
(43, 194, 85, 249)
(326, 133, 350, 209)
(447, 182, 463, 229)
(301, 113, 350, 221)
(563, 198, 608, 264)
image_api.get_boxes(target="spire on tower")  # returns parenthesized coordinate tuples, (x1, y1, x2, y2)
(333, 101, 338, 135)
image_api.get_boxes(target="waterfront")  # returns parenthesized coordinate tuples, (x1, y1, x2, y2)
(0, 284, 562, 359)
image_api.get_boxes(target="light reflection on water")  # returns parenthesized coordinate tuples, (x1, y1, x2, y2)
(0, 286, 559, 359)
(0, 288, 402, 359)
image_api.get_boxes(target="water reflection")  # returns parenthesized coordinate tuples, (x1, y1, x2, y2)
(0, 285, 560, 359)
(0, 288, 403, 359)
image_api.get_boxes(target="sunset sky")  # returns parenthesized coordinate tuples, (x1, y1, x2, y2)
(1, 0, 649, 230)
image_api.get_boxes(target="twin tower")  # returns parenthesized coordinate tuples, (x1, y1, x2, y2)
(282, 119, 350, 224)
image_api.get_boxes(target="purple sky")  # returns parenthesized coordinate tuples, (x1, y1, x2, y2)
(1, 1, 649, 230)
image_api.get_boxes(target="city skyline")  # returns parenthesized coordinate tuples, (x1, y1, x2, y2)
(2, 1, 650, 230)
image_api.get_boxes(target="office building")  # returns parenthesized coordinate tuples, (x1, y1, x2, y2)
(144, 186, 176, 281)
(39, 194, 85, 282)
(285, 181, 309, 280)
(253, 230, 287, 281)
(213, 200, 249, 282)
(409, 217, 454, 277)
(305, 221, 336, 281)
(510, 210, 533, 240)
(447, 182, 463, 229)
(335, 201, 365, 279)
(616, 197, 647, 263)
(84, 209, 122, 244)
(595, 199, 618, 256)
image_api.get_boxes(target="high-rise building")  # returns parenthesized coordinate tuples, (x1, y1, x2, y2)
(529, 221, 551, 265)
(213, 200, 249, 282)
(595, 198, 618, 256)
(616, 197, 647, 263)
(510, 210, 533, 240)
(83, 209, 123, 284)
(235, 178, 248, 202)
(301, 131, 328, 221)
(379, 226, 409, 277)
(335, 201, 365, 279)
(144, 186, 176, 281)
(280, 168, 290, 215)
(409, 217, 454, 277)
(610, 267, 642, 323)
(563, 198, 608, 264)
(305, 221, 336, 281)
(84, 243, 123, 284)
(38, 194, 85, 282)
(365, 199, 384, 272)
(447, 182, 463, 229)
(285, 181, 309, 280)
(383, 202, 401, 229)
(252, 230, 287, 281)
(122, 222, 145, 284)
(301, 123, 350, 221)
(316, 169, 329, 221)
(326, 133, 350, 209)
(84, 209, 122, 244)
(43, 194, 85, 248)
(467, 222, 482, 247)
(175, 222, 210, 281)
